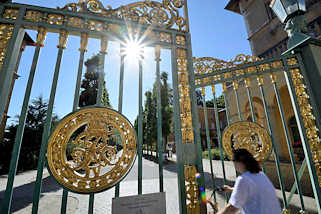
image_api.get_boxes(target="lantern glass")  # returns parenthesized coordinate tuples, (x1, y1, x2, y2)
(298, 0, 306, 11)
(271, 0, 288, 23)
(282, 0, 299, 15)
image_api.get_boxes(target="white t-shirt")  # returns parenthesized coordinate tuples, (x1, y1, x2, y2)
(229, 171, 282, 214)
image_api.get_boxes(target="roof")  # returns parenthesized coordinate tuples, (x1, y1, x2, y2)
(225, 0, 241, 14)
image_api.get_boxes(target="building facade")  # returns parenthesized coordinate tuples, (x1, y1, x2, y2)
(225, 0, 321, 59)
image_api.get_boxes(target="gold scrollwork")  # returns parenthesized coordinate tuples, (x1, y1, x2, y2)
(290, 68, 321, 187)
(0, 24, 14, 71)
(25, 10, 43, 22)
(222, 121, 273, 162)
(68, 17, 85, 28)
(184, 165, 200, 214)
(3, 9, 19, 20)
(287, 58, 298, 66)
(47, 107, 137, 193)
(177, 48, 194, 143)
(193, 54, 261, 76)
(48, 14, 64, 25)
(159, 32, 171, 43)
(176, 35, 186, 45)
(59, 0, 187, 31)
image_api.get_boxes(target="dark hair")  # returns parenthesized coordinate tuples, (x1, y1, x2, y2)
(232, 149, 261, 173)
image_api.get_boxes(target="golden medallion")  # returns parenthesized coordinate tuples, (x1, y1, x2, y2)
(222, 121, 272, 162)
(47, 107, 137, 193)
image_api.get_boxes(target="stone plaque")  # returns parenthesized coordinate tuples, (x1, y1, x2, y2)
(112, 192, 166, 214)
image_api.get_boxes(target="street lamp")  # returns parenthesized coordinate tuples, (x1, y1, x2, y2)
(270, 0, 310, 51)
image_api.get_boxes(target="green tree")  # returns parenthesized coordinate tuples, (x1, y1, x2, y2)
(143, 91, 156, 156)
(206, 95, 225, 108)
(79, 54, 111, 108)
(0, 96, 58, 174)
(152, 72, 173, 153)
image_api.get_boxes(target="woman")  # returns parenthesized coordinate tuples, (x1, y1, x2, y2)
(208, 149, 282, 214)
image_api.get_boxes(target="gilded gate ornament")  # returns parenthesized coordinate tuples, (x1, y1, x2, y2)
(59, 0, 187, 31)
(222, 121, 272, 162)
(0, 24, 14, 71)
(47, 107, 137, 193)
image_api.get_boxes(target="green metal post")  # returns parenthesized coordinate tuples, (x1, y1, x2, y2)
(171, 35, 187, 214)
(115, 50, 125, 198)
(0, 9, 25, 126)
(245, 79, 256, 122)
(88, 193, 94, 214)
(186, 32, 207, 212)
(72, 50, 85, 110)
(272, 80, 305, 211)
(155, 45, 164, 192)
(233, 85, 242, 120)
(258, 81, 288, 210)
(138, 57, 143, 195)
(201, 93, 217, 203)
(1, 44, 42, 214)
(222, 87, 231, 126)
(283, 57, 321, 212)
(96, 53, 105, 106)
(60, 190, 68, 214)
(212, 86, 228, 202)
(287, 158, 307, 205)
(32, 38, 66, 214)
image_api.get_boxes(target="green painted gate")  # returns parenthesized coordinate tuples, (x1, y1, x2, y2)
(0, 0, 321, 214)
(0, 0, 206, 213)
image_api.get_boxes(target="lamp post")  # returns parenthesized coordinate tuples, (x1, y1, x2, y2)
(270, 0, 310, 50)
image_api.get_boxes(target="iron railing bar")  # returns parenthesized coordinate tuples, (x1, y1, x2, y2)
(32, 41, 66, 214)
(60, 189, 68, 214)
(233, 86, 242, 121)
(155, 46, 164, 192)
(88, 193, 94, 214)
(258, 81, 288, 210)
(201, 93, 217, 203)
(115, 48, 125, 198)
(287, 158, 307, 205)
(170, 34, 187, 214)
(272, 80, 306, 211)
(72, 49, 86, 110)
(138, 57, 143, 195)
(211, 85, 229, 202)
(1, 44, 42, 214)
(96, 53, 105, 106)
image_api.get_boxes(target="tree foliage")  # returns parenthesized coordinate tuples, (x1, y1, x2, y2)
(0, 96, 58, 174)
(205, 95, 225, 108)
(79, 54, 111, 108)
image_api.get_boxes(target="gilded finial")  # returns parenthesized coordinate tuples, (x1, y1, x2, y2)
(79, 33, 88, 52)
(36, 27, 47, 47)
(244, 78, 251, 88)
(100, 36, 108, 54)
(155, 45, 161, 62)
(257, 76, 264, 86)
(57, 29, 68, 49)
(211, 85, 215, 94)
(270, 73, 277, 83)
(233, 80, 239, 90)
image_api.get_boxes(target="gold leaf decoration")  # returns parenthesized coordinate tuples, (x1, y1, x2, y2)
(59, 0, 187, 31)
(47, 107, 137, 193)
(0, 24, 14, 71)
(222, 121, 273, 162)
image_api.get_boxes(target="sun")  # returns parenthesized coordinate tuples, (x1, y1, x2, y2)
(122, 38, 144, 61)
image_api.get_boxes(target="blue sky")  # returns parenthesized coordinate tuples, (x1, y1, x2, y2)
(8, 0, 251, 124)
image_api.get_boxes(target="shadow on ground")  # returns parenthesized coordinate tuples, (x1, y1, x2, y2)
(0, 175, 62, 213)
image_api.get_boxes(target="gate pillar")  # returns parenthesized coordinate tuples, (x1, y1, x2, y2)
(283, 38, 321, 212)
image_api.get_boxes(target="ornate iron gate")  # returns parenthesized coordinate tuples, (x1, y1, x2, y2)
(193, 54, 321, 213)
(0, 0, 206, 213)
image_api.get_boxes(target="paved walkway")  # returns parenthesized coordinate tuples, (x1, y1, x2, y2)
(0, 155, 318, 213)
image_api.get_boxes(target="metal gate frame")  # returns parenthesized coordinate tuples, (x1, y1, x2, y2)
(193, 53, 321, 213)
(0, 0, 206, 213)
